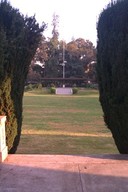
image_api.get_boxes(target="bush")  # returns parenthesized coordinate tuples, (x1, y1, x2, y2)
(0, 1, 45, 153)
(24, 83, 42, 91)
(37, 83, 42, 89)
(49, 87, 56, 94)
(86, 83, 98, 89)
(24, 84, 33, 91)
(72, 87, 78, 94)
(97, 0, 128, 153)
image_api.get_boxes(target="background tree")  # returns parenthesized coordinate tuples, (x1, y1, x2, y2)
(85, 61, 97, 83)
(30, 14, 97, 84)
(66, 38, 96, 78)
(0, 0, 46, 153)
(97, 0, 128, 153)
(27, 35, 49, 83)
(45, 13, 60, 78)
(27, 66, 42, 83)
(30, 35, 48, 78)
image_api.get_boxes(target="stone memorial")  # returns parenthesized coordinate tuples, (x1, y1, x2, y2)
(56, 88, 73, 95)
(0, 116, 8, 162)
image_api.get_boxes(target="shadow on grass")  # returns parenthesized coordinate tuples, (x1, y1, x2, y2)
(85, 154, 128, 161)
(17, 133, 118, 155)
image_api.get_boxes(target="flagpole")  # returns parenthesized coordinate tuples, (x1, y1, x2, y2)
(62, 40, 65, 87)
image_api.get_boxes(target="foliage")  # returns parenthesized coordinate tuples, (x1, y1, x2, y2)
(66, 39, 96, 78)
(49, 87, 56, 94)
(97, 0, 128, 153)
(72, 87, 78, 94)
(24, 83, 42, 91)
(27, 68, 42, 83)
(44, 13, 60, 78)
(0, 0, 46, 153)
(24, 84, 33, 91)
(86, 83, 98, 89)
(30, 17, 96, 82)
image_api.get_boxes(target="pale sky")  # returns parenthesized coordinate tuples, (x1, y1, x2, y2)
(9, 0, 111, 46)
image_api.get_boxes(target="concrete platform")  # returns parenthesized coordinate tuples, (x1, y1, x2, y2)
(56, 88, 73, 95)
(0, 154, 128, 192)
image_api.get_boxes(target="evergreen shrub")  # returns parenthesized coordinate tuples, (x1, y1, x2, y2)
(50, 87, 56, 94)
(0, 1, 45, 153)
(72, 87, 78, 94)
(97, 0, 128, 153)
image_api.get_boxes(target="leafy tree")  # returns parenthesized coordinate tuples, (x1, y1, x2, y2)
(29, 14, 60, 79)
(85, 61, 97, 83)
(51, 13, 59, 48)
(0, 0, 46, 153)
(28, 36, 48, 80)
(35, 36, 48, 63)
(44, 13, 60, 78)
(66, 38, 96, 78)
(31, 16, 96, 82)
(27, 67, 42, 83)
(97, 0, 128, 153)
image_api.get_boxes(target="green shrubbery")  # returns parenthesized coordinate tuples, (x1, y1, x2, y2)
(72, 87, 78, 94)
(25, 85, 79, 95)
(97, 0, 128, 153)
(86, 83, 98, 89)
(24, 83, 42, 91)
(49, 87, 56, 94)
(0, 1, 45, 153)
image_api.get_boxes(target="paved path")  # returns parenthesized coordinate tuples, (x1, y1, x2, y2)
(0, 154, 128, 192)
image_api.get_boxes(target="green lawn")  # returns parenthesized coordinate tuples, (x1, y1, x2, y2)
(16, 89, 118, 154)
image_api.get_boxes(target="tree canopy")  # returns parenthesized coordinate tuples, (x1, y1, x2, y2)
(30, 23, 96, 84)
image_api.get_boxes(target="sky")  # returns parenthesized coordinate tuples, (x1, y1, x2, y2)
(9, 0, 111, 46)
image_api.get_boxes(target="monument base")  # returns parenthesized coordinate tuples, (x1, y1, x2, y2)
(56, 88, 73, 95)
(0, 146, 8, 162)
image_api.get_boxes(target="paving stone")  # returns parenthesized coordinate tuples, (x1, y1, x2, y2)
(0, 154, 128, 192)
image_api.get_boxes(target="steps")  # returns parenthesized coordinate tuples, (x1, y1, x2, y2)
(1, 154, 128, 192)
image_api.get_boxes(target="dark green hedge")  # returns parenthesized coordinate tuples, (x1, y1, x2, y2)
(0, 0, 45, 153)
(97, 0, 128, 153)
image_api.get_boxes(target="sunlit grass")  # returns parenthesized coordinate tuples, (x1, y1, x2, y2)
(17, 89, 118, 154)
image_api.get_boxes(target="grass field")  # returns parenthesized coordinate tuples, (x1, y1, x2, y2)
(16, 88, 118, 154)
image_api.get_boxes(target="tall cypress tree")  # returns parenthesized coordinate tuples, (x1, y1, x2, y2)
(97, 0, 128, 153)
(0, 0, 46, 153)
